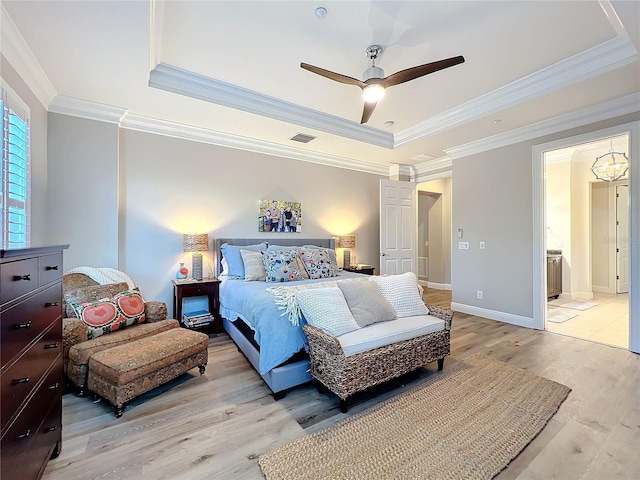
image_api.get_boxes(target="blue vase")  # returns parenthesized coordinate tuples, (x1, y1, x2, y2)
(176, 262, 188, 279)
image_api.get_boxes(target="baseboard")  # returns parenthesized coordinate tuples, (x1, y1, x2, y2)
(426, 282, 452, 291)
(451, 302, 537, 329)
(571, 291, 594, 300)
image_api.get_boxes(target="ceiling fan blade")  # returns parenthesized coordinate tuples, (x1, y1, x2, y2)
(381, 55, 465, 88)
(300, 63, 366, 88)
(361, 101, 377, 124)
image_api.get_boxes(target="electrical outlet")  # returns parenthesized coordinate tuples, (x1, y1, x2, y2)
(458, 242, 469, 250)
(477, 290, 483, 299)
(480, 241, 485, 249)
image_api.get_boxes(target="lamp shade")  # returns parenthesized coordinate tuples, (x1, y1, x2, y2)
(337, 235, 356, 248)
(183, 233, 209, 252)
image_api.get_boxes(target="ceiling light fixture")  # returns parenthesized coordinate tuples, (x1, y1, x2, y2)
(362, 83, 385, 103)
(384, 120, 395, 127)
(315, 7, 327, 18)
(590, 142, 629, 182)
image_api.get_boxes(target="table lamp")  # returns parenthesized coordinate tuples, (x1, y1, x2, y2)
(183, 233, 209, 281)
(337, 235, 356, 269)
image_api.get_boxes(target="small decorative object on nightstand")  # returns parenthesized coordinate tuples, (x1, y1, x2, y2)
(172, 277, 221, 332)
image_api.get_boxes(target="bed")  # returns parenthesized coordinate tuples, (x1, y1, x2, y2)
(215, 238, 364, 398)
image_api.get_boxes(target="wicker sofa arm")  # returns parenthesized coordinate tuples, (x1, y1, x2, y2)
(425, 304, 454, 330)
(303, 324, 344, 356)
(145, 301, 168, 322)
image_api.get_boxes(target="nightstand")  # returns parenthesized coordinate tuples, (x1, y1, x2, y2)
(345, 266, 375, 276)
(172, 277, 221, 332)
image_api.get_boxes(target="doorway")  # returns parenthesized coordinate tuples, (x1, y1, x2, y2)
(542, 133, 631, 349)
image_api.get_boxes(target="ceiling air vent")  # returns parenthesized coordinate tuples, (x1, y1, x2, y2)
(289, 133, 316, 144)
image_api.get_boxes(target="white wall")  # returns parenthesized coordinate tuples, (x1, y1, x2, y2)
(546, 160, 572, 292)
(591, 182, 610, 290)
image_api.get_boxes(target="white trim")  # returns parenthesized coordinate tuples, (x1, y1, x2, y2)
(148, 63, 394, 149)
(451, 302, 536, 329)
(532, 121, 640, 353)
(148, 0, 164, 70)
(120, 113, 388, 176)
(448, 93, 640, 159)
(389, 164, 413, 180)
(0, 4, 57, 109)
(395, 32, 637, 147)
(426, 282, 451, 291)
(49, 95, 128, 124)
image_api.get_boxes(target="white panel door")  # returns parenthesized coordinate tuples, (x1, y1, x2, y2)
(617, 185, 629, 293)
(380, 179, 416, 275)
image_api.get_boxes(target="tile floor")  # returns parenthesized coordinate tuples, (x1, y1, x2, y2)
(546, 292, 629, 349)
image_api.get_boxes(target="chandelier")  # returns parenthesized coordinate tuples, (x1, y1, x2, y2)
(590, 143, 629, 182)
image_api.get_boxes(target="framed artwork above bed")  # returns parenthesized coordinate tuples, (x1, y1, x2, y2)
(259, 199, 302, 233)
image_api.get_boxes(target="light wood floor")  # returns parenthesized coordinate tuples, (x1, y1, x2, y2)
(43, 290, 640, 480)
(546, 292, 629, 349)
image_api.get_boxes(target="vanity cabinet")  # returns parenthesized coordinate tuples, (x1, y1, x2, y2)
(1, 245, 69, 480)
(547, 253, 563, 299)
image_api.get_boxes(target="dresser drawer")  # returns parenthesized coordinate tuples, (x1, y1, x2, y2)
(1, 325, 61, 430)
(1, 358, 62, 480)
(0, 258, 38, 304)
(38, 253, 63, 286)
(1, 284, 63, 368)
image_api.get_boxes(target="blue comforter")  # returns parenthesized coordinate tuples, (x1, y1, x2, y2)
(219, 272, 363, 374)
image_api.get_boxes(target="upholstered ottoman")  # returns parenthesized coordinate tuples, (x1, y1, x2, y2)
(87, 328, 209, 417)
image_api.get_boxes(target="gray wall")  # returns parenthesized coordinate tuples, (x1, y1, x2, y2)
(1, 55, 49, 245)
(452, 112, 640, 319)
(45, 120, 383, 312)
(47, 113, 120, 269)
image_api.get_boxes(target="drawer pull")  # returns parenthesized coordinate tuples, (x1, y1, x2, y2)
(45, 265, 59, 271)
(14, 274, 31, 281)
(13, 321, 32, 329)
(44, 342, 59, 350)
(44, 426, 59, 433)
(17, 430, 31, 439)
(13, 376, 30, 385)
(45, 301, 59, 307)
(47, 382, 60, 390)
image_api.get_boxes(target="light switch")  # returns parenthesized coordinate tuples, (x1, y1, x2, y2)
(480, 241, 485, 249)
(457, 228, 463, 238)
(458, 242, 469, 250)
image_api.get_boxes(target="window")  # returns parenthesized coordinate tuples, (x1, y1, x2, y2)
(1, 82, 30, 249)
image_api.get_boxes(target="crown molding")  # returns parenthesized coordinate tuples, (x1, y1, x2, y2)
(394, 35, 638, 147)
(445, 93, 640, 159)
(0, 4, 57, 109)
(49, 95, 128, 124)
(149, 62, 394, 149)
(413, 156, 453, 182)
(120, 113, 388, 176)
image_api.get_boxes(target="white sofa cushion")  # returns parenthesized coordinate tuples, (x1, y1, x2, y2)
(337, 315, 445, 357)
(297, 287, 360, 337)
(369, 272, 429, 318)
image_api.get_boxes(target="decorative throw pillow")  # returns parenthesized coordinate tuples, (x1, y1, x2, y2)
(72, 289, 146, 340)
(303, 245, 340, 274)
(369, 272, 429, 318)
(220, 242, 267, 278)
(63, 282, 130, 318)
(299, 248, 338, 279)
(262, 249, 307, 283)
(297, 287, 360, 337)
(240, 249, 267, 281)
(266, 246, 309, 279)
(338, 279, 397, 327)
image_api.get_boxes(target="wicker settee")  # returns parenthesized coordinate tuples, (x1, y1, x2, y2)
(303, 304, 453, 412)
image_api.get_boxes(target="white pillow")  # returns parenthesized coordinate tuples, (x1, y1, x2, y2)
(297, 287, 360, 337)
(240, 249, 266, 281)
(369, 272, 429, 318)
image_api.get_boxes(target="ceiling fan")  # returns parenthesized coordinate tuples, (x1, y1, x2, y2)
(301, 45, 465, 124)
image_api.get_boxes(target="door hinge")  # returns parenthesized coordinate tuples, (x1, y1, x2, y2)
(617, 275, 620, 280)
(616, 193, 619, 197)
(617, 220, 619, 225)
(617, 248, 620, 252)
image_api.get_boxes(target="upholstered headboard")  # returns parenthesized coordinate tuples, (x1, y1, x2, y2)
(215, 237, 336, 277)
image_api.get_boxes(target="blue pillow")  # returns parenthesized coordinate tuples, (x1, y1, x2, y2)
(220, 242, 267, 278)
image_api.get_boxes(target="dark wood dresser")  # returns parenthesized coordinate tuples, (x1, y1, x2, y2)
(1, 245, 69, 480)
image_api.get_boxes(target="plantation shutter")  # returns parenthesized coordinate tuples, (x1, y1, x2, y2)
(1, 87, 30, 249)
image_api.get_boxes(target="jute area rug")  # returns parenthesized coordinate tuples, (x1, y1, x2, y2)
(259, 354, 570, 480)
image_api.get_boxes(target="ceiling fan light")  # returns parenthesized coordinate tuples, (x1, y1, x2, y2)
(362, 84, 385, 103)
